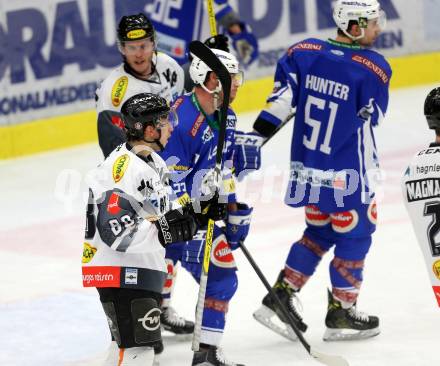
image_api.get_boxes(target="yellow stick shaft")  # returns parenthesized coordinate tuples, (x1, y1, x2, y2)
(207, 0, 217, 36)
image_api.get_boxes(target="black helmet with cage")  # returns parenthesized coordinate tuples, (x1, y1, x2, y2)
(121, 93, 177, 150)
(425, 87, 440, 131)
(117, 13, 155, 44)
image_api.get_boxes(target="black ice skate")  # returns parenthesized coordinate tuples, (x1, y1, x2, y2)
(253, 270, 307, 341)
(192, 344, 244, 366)
(160, 306, 194, 336)
(323, 289, 380, 341)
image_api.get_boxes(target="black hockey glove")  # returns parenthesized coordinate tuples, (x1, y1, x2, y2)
(190, 192, 228, 227)
(155, 207, 198, 247)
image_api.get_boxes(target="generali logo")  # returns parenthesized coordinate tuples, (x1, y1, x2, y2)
(113, 154, 130, 183)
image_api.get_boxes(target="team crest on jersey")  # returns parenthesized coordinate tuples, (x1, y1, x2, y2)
(111, 76, 128, 106)
(433, 260, 440, 280)
(305, 205, 331, 226)
(202, 126, 214, 143)
(211, 236, 236, 269)
(82, 242, 97, 263)
(367, 201, 377, 224)
(113, 154, 130, 182)
(331, 210, 359, 233)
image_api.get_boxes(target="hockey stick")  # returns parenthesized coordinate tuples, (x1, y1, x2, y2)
(190, 39, 232, 352)
(239, 241, 350, 366)
(261, 111, 295, 147)
(206, 0, 217, 36)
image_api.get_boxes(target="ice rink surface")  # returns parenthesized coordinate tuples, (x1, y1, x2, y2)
(1, 83, 439, 366)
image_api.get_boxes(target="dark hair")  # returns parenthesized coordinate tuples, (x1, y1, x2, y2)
(425, 87, 440, 132)
(337, 20, 359, 36)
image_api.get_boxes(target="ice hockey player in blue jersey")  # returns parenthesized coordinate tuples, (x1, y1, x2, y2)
(252, 0, 392, 342)
(145, 0, 258, 67)
(159, 42, 256, 365)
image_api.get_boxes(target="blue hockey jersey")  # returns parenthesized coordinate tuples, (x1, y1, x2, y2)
(146, 0, 237, 64)
(255, 38, 391, 212)
(159, 92, 237, 204)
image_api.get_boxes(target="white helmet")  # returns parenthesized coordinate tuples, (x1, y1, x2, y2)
(189, 48, 240, 94)
(333, 0, 386, 40)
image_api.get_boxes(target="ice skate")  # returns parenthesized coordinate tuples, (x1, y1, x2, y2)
(253, 271, 307, 341)
(323, 289, 380, 341)
(160, 306, 194, 336)
(192, 344, 244, 366)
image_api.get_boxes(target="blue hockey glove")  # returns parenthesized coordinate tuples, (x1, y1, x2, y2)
(233, 130, 264, 181)
(225, 203, 253, 250)
(228, 22, 259, 67)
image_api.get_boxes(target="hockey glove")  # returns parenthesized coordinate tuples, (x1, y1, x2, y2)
(225, 203, 253, 250)
(190, 192, 228, 227)
(233, 130, 265, 181)
(228, 22, 259, 67)
(155, 207, 198, 247)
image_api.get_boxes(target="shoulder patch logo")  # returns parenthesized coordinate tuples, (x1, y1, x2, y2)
(111, 76, 129, 107)
(190, 113, 205, 137)
(352, 55, 389, 84)
(288, 42, 322, 55)
(113, 154, 130, 182)
(172, 96, 184, 110)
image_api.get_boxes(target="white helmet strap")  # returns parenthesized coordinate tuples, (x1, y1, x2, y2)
(199, 75, 223, 111)
(200, 76, 222, 95)
(342, 26, 365, 41)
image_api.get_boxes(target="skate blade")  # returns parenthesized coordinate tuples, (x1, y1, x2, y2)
(323, 326, 380, 341)
(253, 305, 298, 341)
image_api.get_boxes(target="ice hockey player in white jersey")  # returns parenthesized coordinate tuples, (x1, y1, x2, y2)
(402, 87, 440, 308)
(96, 13, 184, 158)
(95, 14, 194, 344)
(82, 93, 200, 365)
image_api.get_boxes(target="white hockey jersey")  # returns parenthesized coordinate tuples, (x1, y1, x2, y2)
(96, 52, 184, 158)
(402, 142, 440, 307)
(82, 143, 173, 292)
